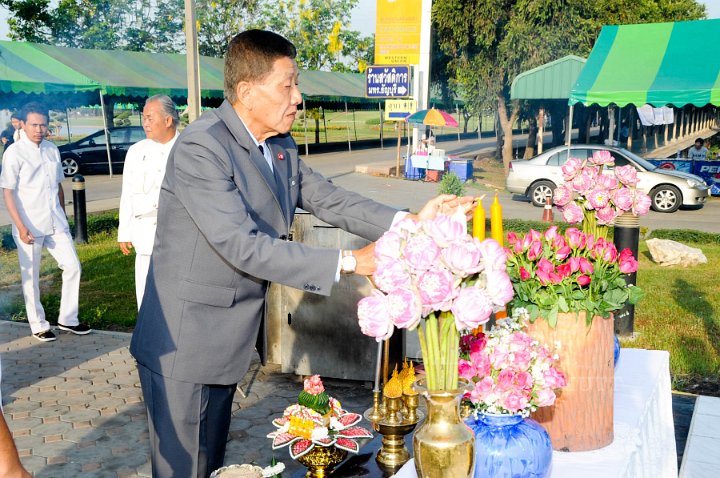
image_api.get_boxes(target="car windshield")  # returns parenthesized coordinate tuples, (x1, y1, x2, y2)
(616, 148, 658, 171)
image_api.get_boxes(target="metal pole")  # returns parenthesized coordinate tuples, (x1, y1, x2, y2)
(396, 121, 402, 178)
(344, 101, 351, 153)
(456, 104, 461, 142)
(302, 98, 309, 157)
(537, 107, 544, 154)
(184, 0, 201, 122)
(352, 107, 357, 142)
(565, 104, 574, 146)
(64, 108, 71, 143)
(72, 175, 88, 244)
(379, 102, 384, 149)
(99, 91, 114, 178)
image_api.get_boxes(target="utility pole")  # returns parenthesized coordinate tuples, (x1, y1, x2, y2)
(184, 0, 201, 122)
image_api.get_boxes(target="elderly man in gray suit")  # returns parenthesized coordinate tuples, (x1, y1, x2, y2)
(130, 30, 473, 477)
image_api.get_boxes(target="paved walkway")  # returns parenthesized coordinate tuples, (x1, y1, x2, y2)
(0, 321, 372, 477)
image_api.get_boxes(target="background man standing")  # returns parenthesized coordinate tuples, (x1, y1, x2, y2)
(1, 113, 21, 153)
(118, 95, 179, 308)
(0, 102, 90, 342)
(130, 30, 472, 477)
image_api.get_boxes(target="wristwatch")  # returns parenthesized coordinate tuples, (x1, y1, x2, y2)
(340, 250, 357, 274)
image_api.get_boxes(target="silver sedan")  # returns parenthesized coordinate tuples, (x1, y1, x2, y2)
(506, 145, 710, 213)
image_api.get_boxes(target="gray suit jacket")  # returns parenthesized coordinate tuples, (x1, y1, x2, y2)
(129, 100, 398, 385)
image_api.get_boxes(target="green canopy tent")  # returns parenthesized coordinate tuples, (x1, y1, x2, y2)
(510, 55, 587, 151)
(0, 41, 99, 109)
(569, 19, 720, 107)
(568, 19, 720, 149)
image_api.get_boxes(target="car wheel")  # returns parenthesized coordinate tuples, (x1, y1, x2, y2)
(528, 181, 556, 207)
(650, 185, 681, 213)
(62, 157, 79, 177)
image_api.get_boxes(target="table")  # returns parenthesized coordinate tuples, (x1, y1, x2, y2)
(393, 348, 678, 478)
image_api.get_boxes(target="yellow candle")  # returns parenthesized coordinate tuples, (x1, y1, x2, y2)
(472, 198, 486, 240)
(490, 192, 504, 246)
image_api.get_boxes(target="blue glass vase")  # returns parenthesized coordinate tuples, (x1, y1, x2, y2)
(465, 413, 552, 478)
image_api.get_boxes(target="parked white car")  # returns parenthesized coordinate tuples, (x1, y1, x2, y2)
(506, 145, 710, 213)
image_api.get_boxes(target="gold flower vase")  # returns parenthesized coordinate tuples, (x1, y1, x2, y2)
(295, 445, 348, 478)
(412, 379, 475, 478)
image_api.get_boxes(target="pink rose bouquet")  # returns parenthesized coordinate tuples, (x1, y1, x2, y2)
(357, 212, 514, 392)
(553, 150, 651, 239)
(460, 309, 567, 416)
(505, 226, 644, 326)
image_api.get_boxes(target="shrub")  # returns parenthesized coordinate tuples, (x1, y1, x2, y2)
(438, 172, 466, 196)
(648, 228, 720, 245)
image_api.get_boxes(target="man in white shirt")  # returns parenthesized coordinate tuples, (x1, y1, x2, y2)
(0, 102, 90, 342)
(687, 138, 708, 161)
(118, 95, 179, 308)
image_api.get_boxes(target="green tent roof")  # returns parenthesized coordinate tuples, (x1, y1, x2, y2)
(569, 19, 720, 107)
(510, 55, 586, 100)
(0, 41, 98, 94)
(1, 41, 379, 106)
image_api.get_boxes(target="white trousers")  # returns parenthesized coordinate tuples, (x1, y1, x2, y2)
(135, 253, 151, 310)
(13, 229, 81, 334)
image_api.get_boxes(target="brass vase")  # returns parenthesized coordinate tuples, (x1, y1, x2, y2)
(295, 445, 348, 478)
(413, 380, 475, 478)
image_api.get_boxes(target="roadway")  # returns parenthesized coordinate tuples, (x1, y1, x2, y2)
(0, 134, 717, 233)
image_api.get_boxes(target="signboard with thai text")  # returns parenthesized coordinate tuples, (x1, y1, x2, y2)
(384, 99, 417, 121)
(366, 65, 411, 98)
(375, 0, 422, 65)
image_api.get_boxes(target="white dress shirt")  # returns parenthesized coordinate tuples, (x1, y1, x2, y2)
(0, 136, 68, 236)
(118, 133, 178, 255)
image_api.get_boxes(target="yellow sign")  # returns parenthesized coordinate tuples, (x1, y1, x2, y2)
(384, 99, 417, 121)
(375, 0, 422, 65)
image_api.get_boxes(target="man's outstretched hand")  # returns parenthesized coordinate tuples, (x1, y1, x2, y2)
(410, 194, 479, 222)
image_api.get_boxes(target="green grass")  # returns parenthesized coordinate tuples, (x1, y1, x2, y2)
(1, 214, 718, 392)
(632, 241, 720, 385)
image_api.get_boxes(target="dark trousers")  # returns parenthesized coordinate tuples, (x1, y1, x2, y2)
(137, 363, 236, 478)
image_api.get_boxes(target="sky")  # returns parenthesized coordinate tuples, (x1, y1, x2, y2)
(1, 0, 719, 41)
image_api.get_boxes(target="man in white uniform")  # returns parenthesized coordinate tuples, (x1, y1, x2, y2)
(118, 95, 179, 308)
(0, 102, 90, 342)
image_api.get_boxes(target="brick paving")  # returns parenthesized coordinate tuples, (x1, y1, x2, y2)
(1, 320, 373, 477)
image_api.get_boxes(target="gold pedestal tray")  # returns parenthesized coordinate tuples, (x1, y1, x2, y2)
(364, 404, 424, 473)
(295, 445, 348, 478)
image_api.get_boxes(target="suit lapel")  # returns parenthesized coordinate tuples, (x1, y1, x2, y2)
(215, 101, 285, 221)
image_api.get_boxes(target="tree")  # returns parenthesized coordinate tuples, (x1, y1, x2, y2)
(432, 0, 706, 173)
(195, 0, 260, 57)
(256, 0, 373, 71)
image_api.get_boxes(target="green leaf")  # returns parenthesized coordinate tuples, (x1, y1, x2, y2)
(557, 295, 569, 313)
(547, 306, 558, 328)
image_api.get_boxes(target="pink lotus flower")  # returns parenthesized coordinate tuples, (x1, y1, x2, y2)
(373, 260, 412, 292)
(543, 226, 559, 243)
(553, 185, 573, 207)
(519, 266, 530, 280)
(561, 156, 584, 179)
(612, 186, 635, 211)
(618, 248, 639, 274)
(633, 190, 652, 216)
(424, 214, 467, 247)
(417, 269, 455, 311)
(588, 187, 611, 209)
(526, 240, 542, 261)
(304, 375, 325, 395)
(578, 257, 594, 274)
(478, 238, 508, 272)
(441, 238, 482, 275)
(565, 228, 585, 249)
(357, 291, 393, 341)
(571, 171, 594, 193)
(556, 262, 571, 279)
(596, 205, 617, 225)
(375, 231, 403, 260)
(451, 286, 494, 330)
(403, 234, 441, 271)
(555, 245, 572, 261)
(577, 275, 591, 286)
(596, 173, 619, 190)
(484, 270, 515, 307)
(615, 165, 639, 186)
(591, 150, 614, 165)
(561, 202, 584, 224)
(386, 288, 422, 329)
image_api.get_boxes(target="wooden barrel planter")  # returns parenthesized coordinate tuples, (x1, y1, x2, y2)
(527, 312, 614, 451)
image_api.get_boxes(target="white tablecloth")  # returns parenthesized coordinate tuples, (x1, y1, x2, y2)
(393, 348, 678, 478)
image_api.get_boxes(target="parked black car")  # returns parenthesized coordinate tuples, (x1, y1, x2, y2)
(58, 126, 145, 176)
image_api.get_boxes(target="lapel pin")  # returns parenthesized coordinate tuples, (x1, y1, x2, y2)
(277, 152, 285, 161)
